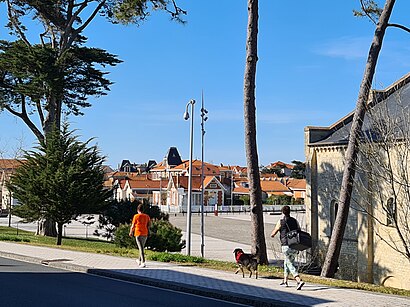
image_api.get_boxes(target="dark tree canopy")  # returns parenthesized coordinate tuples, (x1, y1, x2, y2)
(9, 123, 113, 245)
(290, 160, 306, 179)
(0, 0, 185, 141)
(1, 1, 184, 237)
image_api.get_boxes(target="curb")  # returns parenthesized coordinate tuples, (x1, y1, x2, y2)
(0, 250, 303, 307)
(88, 269, 304, 307)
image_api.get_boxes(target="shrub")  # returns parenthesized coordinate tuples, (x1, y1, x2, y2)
(140, 200, 169, 221)
(114, 220, 185, 252)
(113, 224, 135, 248)
(0, 235, 30, 242)
(148, 252, 205, 263)
(146, 220, 185, 252)
(96, 200, 169, 240)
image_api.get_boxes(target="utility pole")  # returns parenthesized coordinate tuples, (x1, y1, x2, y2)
(8, 194, 12, 227)
(183, 99, 195, 256)
(200, 91, 208, 258)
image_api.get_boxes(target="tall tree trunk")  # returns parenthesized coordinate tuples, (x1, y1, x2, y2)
(56, 222, 63, 245)
(321, 0, 396, 278)
(38, 219, 58, 237)
(243, 0, 268, 265)
(39, 98, 61, 238)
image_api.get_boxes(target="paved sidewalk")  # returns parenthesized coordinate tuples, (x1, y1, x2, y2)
(0, 242, 409, 306)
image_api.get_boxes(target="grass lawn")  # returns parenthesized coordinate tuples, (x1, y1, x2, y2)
(0, 226, 409, 297)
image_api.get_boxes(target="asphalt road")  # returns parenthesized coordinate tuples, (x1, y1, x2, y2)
(0, 256, 246, 307)
(168, 212, 306, 245)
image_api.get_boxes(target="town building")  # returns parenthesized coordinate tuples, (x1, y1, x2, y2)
(305, 73, 410, 290)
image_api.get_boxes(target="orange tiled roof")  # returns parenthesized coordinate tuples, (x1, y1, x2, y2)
(260, 173, 279, 180)
(269, 161, 294, 169)
(233, 185, 249, 194)
(171, 176, 202, 190)
(109, 171, 143, 179)
(170, 175, 224, 191)
(150, 161, 166, 171)
(173, 160, 220, 176)
(202, 176, 214, 188)
(286, 179, 306, 190)
(126, 176, 167, 189)
(260, 180, 290, 193)
(0, 159, 24, 169)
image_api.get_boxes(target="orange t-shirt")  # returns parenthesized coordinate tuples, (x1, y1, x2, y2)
(131, 213, 150, 236)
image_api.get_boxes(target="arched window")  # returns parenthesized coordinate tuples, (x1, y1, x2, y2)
(386, 197, 396, 227)
(330, 200, 339, 234)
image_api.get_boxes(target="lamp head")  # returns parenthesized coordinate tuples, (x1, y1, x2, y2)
(183, 111, 190, 120)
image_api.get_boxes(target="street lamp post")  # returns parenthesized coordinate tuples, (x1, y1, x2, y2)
(7, 194, 11, 227)
(184, 99, 195, 256)
(200, 92, 208, 258)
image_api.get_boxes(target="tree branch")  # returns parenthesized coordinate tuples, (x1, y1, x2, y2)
(388, 23, 410, 33)
(76, 1, 105, 34)
(35, 100, 45, 126)
(359, 0, 378, 25)
(3, 98, 44, 142)
(6, 0, 32, 48)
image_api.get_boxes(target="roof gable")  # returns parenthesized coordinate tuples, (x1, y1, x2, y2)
(307, 73, 410, 146)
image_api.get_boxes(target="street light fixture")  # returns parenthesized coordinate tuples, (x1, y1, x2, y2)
(184, 99, 195, 256)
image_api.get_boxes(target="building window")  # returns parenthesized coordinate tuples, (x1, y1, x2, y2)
(330, 200, 338, 235)
(386, 197, 396, 227)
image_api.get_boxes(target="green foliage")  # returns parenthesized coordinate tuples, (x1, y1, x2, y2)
(240, 195, 250, 206)
(8, 124, 112, 244)
(0, 41, 122, 118)
(290, 160, 306, 179)
(148, 252, 205, 263)
(96, 200, 169, 240)
(0, 1, 185, 145)
(265, 195, 292, 206)
(353, 0, 382, 24)
(260, 166, 285, 177)
(0, 235, 30, 243)
(113, 224, 136, 249)
(114, 220, 185, 252)
(95, 200, 139, 240)
(141, 200, 169, 221)
(146, 220, 185, 252)
(113, 0, 186, 25)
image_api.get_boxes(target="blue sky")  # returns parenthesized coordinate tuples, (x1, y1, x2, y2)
(1, 1, 410, 169)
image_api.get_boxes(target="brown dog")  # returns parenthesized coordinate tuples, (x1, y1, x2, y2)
(233, 248, 258, 279)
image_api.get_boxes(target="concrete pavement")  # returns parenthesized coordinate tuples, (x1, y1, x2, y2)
(0, 240, 409, 306)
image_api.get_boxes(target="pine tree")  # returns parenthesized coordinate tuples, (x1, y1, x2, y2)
(243, 0, 268, 264)
(9, 124, 112, 245)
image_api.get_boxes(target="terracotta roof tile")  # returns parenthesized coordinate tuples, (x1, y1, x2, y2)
(0, 159, 24, 169)
(286, 179, 306, 190)
(260, 180, 290, 193)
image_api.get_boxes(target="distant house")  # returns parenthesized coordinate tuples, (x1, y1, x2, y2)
(150, 147, 183, 179)
(267, 161, 294, 177)
(152, 175, 226, 213)
(113, 175, 166, 203)
(119, 159, 157, 174)
(260, 179, 292, 198)
(286, 178, 306, 201)
(0, 159, 24, 210)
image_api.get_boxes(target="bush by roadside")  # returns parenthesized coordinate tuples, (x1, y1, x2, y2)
(114, 220, 185, 252)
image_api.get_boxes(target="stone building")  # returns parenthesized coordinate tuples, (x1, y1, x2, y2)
(305, 73, 410, 290)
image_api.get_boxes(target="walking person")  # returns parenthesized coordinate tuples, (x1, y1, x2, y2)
(129, 204, 151, 268)
(271, 205, 305, 290)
